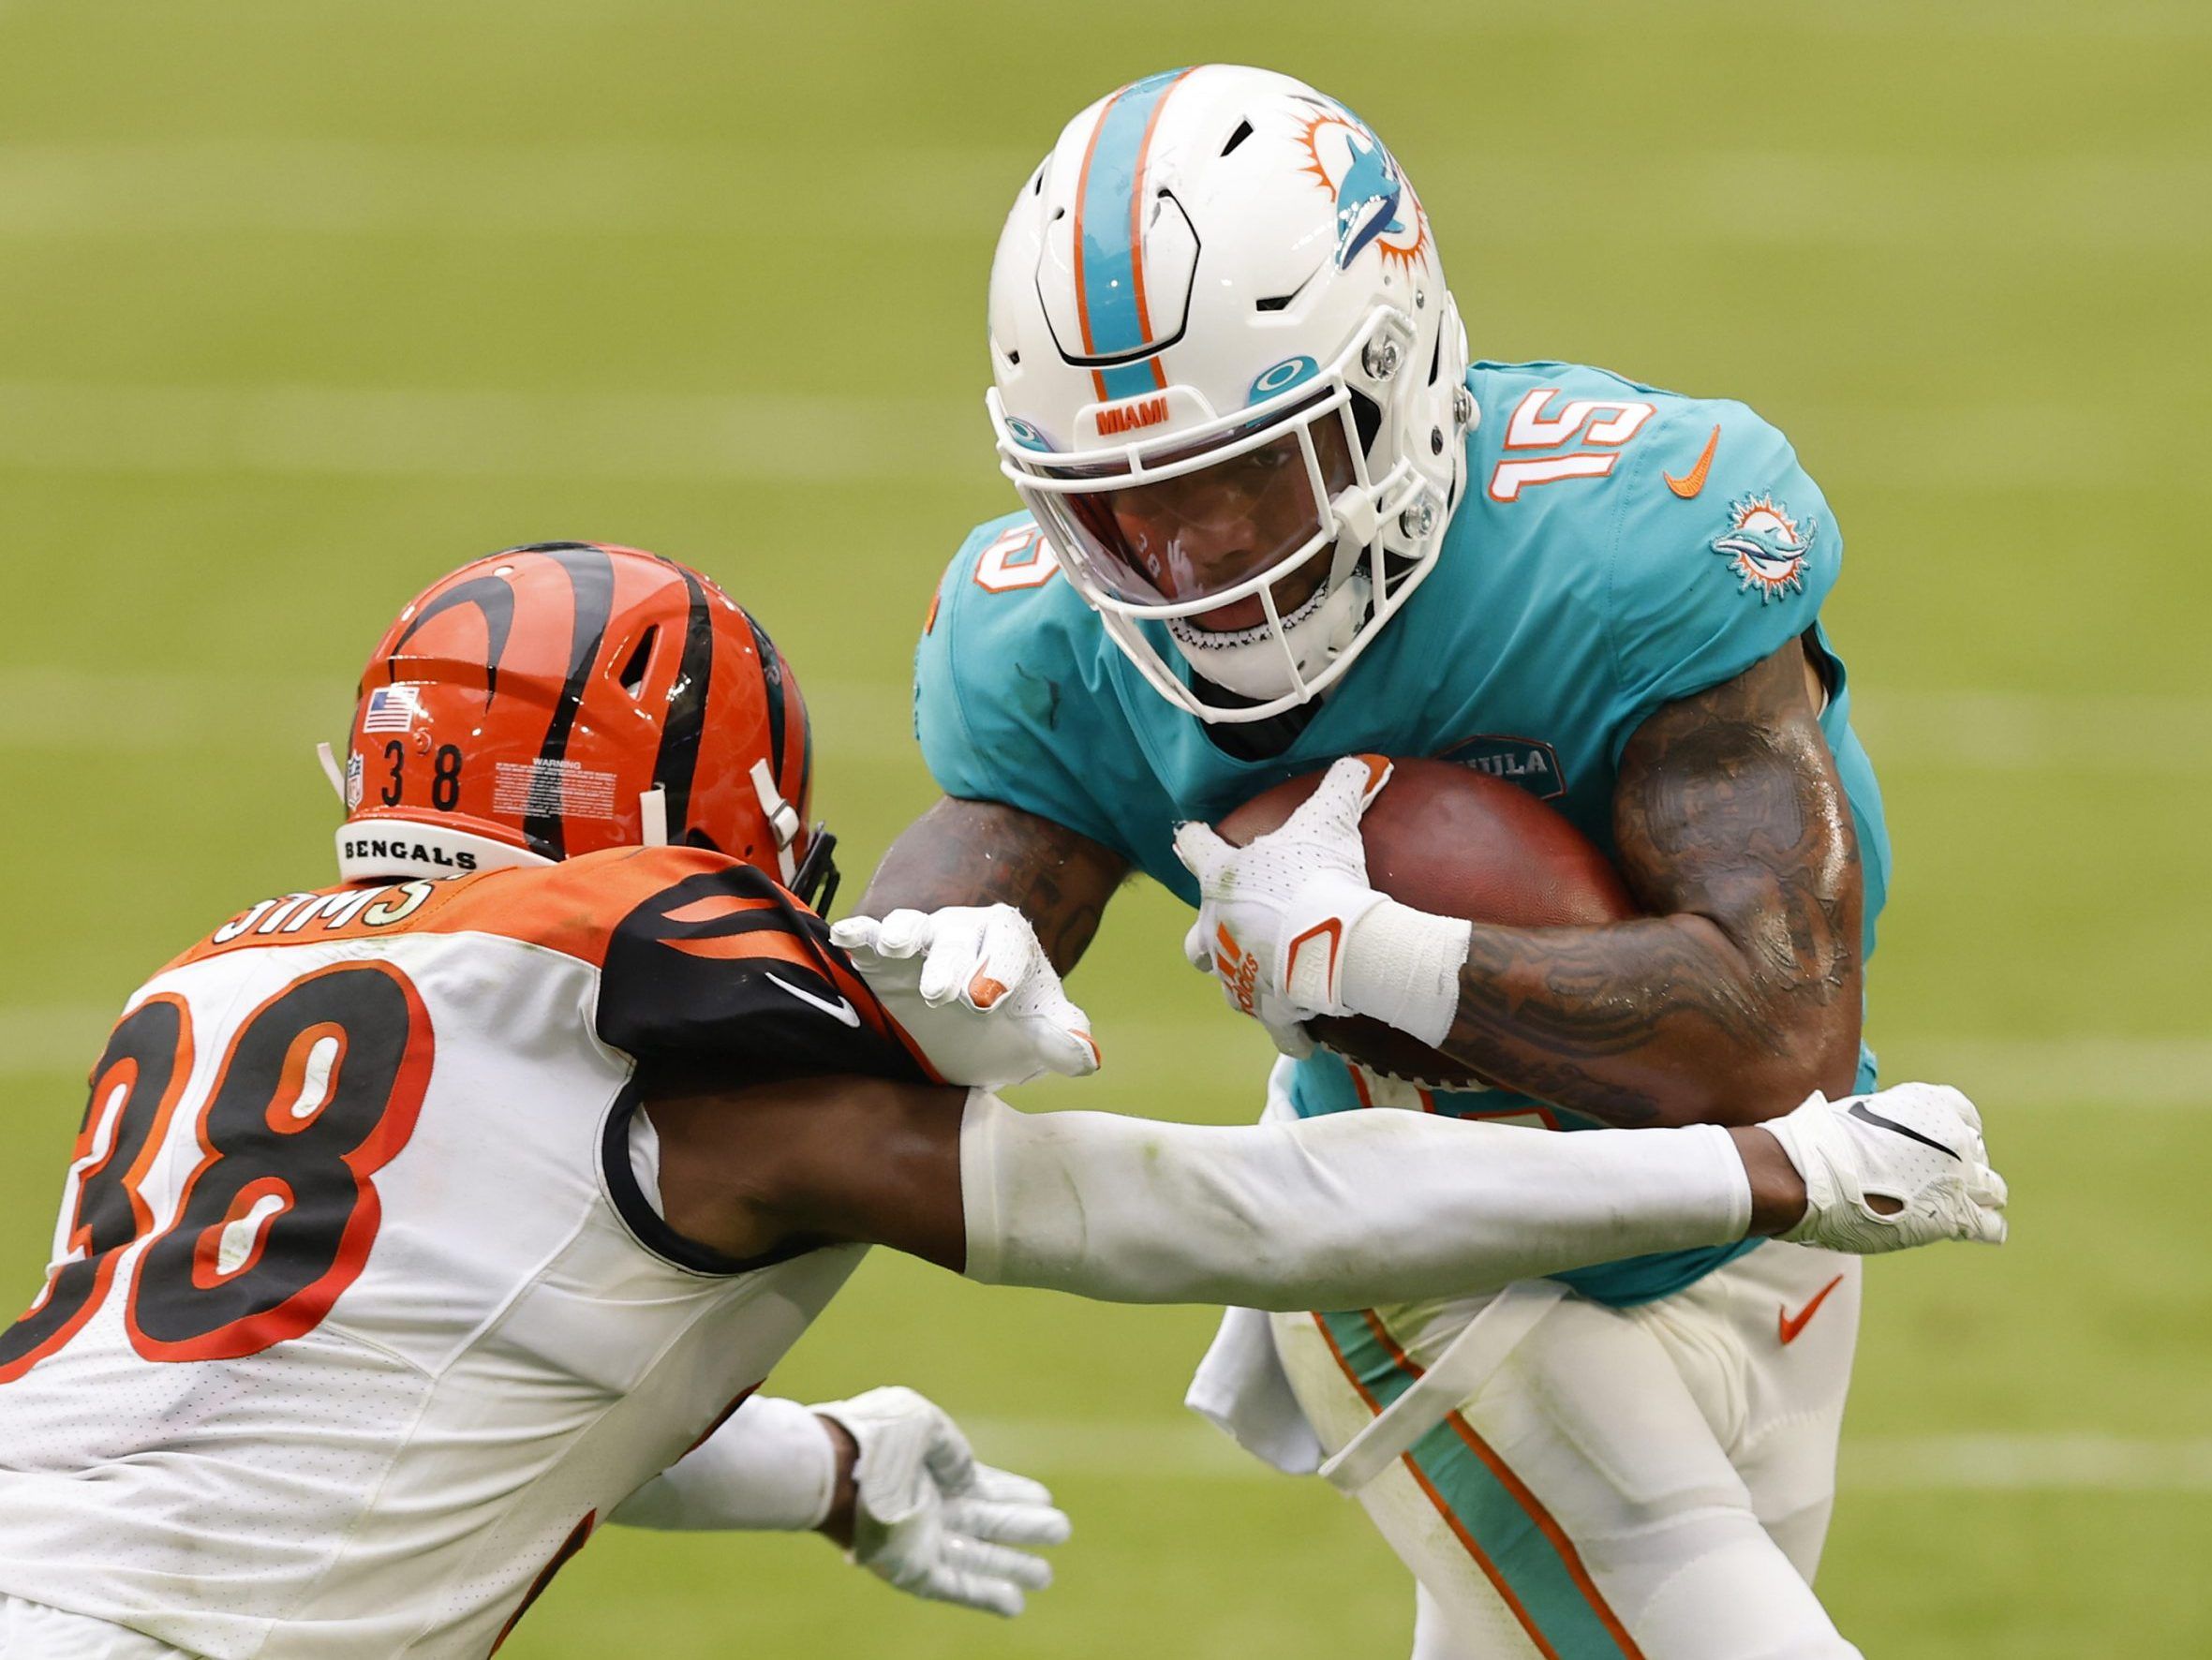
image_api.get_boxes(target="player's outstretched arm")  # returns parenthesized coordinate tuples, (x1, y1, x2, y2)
(642, 1074, 2003, 1312)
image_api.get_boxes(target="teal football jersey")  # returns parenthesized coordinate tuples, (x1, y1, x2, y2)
(914, 362, 1891, 1305)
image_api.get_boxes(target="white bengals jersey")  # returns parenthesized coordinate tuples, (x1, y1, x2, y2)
(0, 847, 931, 1659)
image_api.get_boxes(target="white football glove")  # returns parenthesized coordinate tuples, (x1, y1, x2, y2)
(1174, 755, 1392, 1023)
(830, 905, 1100, 1090)
(1764, 1082, 2010, 1252)
(1177, 754, 1477, 1059)
(814, 1386, 1071, 1619)
(1185, 919, 1321, 1060)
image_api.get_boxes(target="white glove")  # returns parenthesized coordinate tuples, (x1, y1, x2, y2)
(830, 906, 1101, 1090)
(814, 1386, 1071, 1618)
(1764, 1082, 2009, 1252)
(1190, 916, 1318, 1060)
(1174, 755, 1394, 1020)
(1175, 756, 1472, 1052)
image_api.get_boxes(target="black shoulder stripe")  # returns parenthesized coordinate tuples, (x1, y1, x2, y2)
(596, 860, 926, 1088)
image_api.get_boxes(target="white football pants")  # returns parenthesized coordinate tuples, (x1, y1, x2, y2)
(0, 1599, 198, 1659)
(1273, 1226, 1865, 1660)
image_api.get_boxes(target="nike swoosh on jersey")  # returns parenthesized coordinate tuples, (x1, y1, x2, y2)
(1778, 1273, 1847, 1345)
(764, 971, 861, 1028)
(1847, 1099, 1961, 1159)
(1664, 424, 1721, 498)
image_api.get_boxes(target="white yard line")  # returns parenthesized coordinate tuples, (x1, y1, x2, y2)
(1076, 1023, 2212, 1109)
(1886, 1036, 2212, 1110)
(0, 1003, 114, 1079)
(0, 377, 2195, 492)
(0, 141, 2205, 246)
(0, 380, 987, 482)
(960, 1418, 2212, 1491)
(1847, 691, 2212, 775)
(0, 670, 919, 761)
(0, 142, 1028, 239)
(4, 995, 2206, 1107)
(1842, 1433, 2212, 1494)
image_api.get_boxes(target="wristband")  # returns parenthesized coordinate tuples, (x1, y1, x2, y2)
(610, 1395, 839, 1533)
(1339, 898, 1473, 1048)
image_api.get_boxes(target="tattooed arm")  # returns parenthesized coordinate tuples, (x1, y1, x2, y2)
(859, 797, 1130, 977)
(1430, 638, 1863, 1128)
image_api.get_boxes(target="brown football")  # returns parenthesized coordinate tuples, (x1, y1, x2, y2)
(1215, 757, 1638, 1089)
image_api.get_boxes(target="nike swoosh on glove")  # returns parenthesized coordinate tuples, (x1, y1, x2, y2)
(830, 905, 1100, 1090)
(1174, 755, 1394, 1026)
(814, 1386, 1071, 1619)
(1763, 1081, 2010, 1253)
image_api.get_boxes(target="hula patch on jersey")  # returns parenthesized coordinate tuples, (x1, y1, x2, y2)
(1713, 494, 1815, 601)
(1295, 110, 1428, 272)
(1439, 734, 1566, 801)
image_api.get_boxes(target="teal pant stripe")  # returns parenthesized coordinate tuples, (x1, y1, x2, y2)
(1317, 1310, 1639, 1660)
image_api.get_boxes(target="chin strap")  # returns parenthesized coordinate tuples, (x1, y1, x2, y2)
(1329, 484, 1383, 549)
(749, 759, 803, 885)
(315, 742, 347, 803)
(638, 787, 669, 849)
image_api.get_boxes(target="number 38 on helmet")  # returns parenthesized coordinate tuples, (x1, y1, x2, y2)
(329, 541, 838, 910)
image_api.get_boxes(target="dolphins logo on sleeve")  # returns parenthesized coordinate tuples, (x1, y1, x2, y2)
(1713, 494, 1817, 601)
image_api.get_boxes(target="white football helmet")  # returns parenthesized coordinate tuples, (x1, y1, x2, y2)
(987, 65, 1471, 723)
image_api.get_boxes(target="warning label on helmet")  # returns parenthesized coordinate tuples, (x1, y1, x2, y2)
(492, 759, 619, 822)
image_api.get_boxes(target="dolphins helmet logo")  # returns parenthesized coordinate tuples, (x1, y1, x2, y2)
(1713, 494, 1816, 601)
(1295, 110, 1430, 272)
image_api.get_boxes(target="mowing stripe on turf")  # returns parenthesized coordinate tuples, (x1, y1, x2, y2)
(0, 380, 985, 482)
(957, 1420, 2212, 1491)
(0, 142, 1031, 239)
(0, 671, 921, 763)
(3, 1000, 2208, 1104)
(0, 380, 2202, 492)
(0, 145, 2205, 249)
(7, 669, 2211, 778)
(1061, 1024, 2212, 1109)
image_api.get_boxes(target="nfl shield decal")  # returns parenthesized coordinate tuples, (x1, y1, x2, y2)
(1713, 494, 1815, 601)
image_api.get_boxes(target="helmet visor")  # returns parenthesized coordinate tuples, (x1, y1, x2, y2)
(1037, 412, 1358, 610)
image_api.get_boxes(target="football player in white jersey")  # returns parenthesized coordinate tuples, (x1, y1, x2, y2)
(0, 542, 2002, 1659)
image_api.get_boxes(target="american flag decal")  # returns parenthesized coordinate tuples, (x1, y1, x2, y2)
(363, 686, 422, 734)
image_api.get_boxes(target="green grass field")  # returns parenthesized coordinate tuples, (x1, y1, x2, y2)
(2, 1, 2207, 1653)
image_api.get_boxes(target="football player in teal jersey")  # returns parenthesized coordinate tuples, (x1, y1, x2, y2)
(848, 65, 1932, 1660)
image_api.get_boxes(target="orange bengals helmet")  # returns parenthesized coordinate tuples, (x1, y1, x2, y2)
(329, 541, 837, 909)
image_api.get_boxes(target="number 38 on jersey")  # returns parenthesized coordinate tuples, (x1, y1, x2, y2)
(0, 960, 433, 1379)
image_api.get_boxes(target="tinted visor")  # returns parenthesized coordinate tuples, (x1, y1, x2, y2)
(1045, 414, 1358, 608)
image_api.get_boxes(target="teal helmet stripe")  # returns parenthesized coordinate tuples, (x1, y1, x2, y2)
(1074, 67, 1191, 399)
